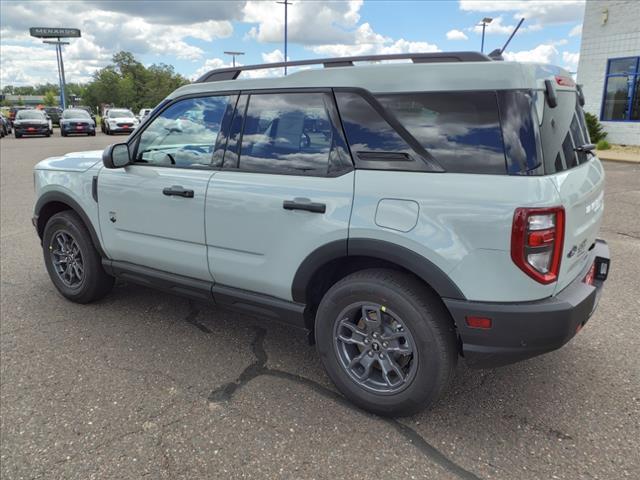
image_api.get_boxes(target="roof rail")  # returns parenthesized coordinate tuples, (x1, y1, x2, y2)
(195, 51, 491, 83)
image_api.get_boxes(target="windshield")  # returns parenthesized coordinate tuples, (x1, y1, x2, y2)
(62, 110, 90, 119)
(16, 110, 45, 120)
(109, 110, 134, 118)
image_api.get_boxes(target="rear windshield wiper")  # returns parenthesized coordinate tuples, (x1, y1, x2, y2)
(574, 143, 596, 154)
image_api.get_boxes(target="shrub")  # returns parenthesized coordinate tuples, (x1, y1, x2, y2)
(585, 112, 607, 143)
(596, 139, 611, 150)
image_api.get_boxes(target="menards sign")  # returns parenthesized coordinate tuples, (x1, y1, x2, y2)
(29, 27, 81, 38)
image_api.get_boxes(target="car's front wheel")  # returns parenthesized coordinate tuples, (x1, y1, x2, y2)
(315, 269, 457, 417)
(42, 211, 114, 303)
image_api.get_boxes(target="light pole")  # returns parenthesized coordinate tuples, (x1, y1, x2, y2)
(224, 51, 245, 67)
(478, 17, 493, 53)
(43, 39, 70, 108)
(276, 0, 292, 75)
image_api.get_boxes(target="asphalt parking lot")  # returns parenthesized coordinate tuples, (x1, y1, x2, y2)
(1, 132, 638, 479)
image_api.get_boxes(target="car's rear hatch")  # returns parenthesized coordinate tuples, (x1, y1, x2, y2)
(537, 80, 605, 293)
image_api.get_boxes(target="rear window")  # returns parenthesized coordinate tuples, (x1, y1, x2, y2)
(375, 92, 506, 174)
(539, 91, 592, 173)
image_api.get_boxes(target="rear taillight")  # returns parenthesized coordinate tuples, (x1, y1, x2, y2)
(511, 207, 565, 284)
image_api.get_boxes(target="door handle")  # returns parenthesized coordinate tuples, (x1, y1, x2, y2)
(283, 198, 326, 214)
(162, 186, 194, 198)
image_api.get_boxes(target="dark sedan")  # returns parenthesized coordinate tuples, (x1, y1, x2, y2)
(60, 109, 96, 136)
(13, 110, 50, 138)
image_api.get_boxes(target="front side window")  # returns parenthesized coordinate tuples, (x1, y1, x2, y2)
(238, 93, 333, 175)
(135, 96, 230, 168)
(601, 56, 639, 121)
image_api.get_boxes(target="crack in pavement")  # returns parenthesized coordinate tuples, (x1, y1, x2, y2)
(206, 325, 482, 480)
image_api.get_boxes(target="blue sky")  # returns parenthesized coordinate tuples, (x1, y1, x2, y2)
(0, 0, 585, 86)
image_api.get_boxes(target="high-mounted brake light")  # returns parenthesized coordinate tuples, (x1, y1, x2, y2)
(555, 75, 575, 87)
(511, 207, 565, 284)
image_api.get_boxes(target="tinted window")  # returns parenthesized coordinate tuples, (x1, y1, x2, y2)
(16, 110, 45, 120)
(336, 92, 413, 157)
(497, 90, 542, 174)
(136, 96, 230, 168)
(375, 92, 506, 174)
(562, 132, 578, 169)
(62, 110, 90, 119)
(109, 109, 134, 118)
(238, 93, 333, 175)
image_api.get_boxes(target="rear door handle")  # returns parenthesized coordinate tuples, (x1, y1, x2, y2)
(283, 198, 326, 214)
(162, 186, 194, 198)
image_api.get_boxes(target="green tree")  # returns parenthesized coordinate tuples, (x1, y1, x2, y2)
(43, 90, 57, 106)
(585, 112, 607, 143)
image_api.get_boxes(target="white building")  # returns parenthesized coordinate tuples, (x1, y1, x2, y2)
(576, 0, 639, 145)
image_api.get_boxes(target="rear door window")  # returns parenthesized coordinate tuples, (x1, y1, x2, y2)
(375, 92, 507, 174)
(237, 93, 334, 176)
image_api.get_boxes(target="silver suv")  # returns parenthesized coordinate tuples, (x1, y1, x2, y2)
(33, 52, 610, 416)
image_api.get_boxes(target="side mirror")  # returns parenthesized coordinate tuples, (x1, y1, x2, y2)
(102, 143, 131, 168)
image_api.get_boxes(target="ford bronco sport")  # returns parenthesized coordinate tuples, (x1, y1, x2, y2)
(33, 52, 610, 416)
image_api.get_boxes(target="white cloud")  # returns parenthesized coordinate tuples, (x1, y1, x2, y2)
(503, 43, 580, 72)
(243, 0, 363, 45)
(459, 0, 585, 25)
(311, 23, 439, 58)
(0, 1, 235, 85)
(504, 44, 559, 64)
(562, 51, 580, 72)
(569, 24, 582, 37)
(446, 29, 468, 41)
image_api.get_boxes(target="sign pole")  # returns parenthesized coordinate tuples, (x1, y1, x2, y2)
(58, 39, 67, 108)
(30, 28, 80, 109)
(54, 42, 62, 107)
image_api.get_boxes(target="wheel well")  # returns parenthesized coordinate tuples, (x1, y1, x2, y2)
(36, 201, 73, 238)
(303, 255, 462, 353)
(304, 255, 442, 324)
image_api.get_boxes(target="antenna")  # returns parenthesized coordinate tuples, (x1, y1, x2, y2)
(488, 17, 525, 60)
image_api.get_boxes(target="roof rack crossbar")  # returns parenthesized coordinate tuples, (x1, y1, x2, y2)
(196, 51, 491, 83)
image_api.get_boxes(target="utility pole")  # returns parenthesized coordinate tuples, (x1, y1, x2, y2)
(478, 17, 493, 53)
(224, 51, 245, 67)
(43, 38, 70, 108)
(276, 0, 292, 75)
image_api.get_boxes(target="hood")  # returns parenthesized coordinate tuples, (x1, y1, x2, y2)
(35, 150, 103, 172)
(107, 116, 137, 122)
(61, 117, 94, 124)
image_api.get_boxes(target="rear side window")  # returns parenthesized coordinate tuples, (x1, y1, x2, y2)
(238, 93, 333, 176)
(375, 92, 506, 174)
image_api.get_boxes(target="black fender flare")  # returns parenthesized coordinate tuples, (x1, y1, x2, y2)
(291, 238, 465, 303)
(34, 191, 108, 259)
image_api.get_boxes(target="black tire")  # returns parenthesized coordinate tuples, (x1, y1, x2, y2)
(42, 210, 114, 303)
(61, 131, 66, 137)
(46, 132, 51, 137)
(315, 269, 457, 417)
(15, 133, 21, 138)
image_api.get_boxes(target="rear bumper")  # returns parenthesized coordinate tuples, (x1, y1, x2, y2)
(444, 239, 610, 368)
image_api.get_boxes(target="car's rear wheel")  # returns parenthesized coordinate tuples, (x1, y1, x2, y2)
(315, 269, 457, 417)
(42, 211, 114, 303)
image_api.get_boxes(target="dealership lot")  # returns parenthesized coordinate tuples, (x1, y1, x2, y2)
(1, 133, 638, 479)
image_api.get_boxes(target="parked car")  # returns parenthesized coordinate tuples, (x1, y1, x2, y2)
(14, 109, 50, 137)
(32, 52, 610, 416)
(102, 108, 138, 135)
(137, 108, 152, 120)
(44, 107, 63, 126)
(8, 106, 31, 126)
(0, 112, 11, 137)
(60, 108, 96, 136)
(74, 105, 96, 124)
